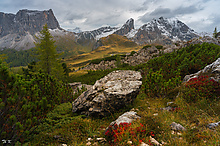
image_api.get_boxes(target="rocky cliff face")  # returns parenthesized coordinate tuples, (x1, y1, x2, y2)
(0, 9, 60, 37)
(0, 9, 62, 50)
(84, 17, 199, 48)
(114, 18, 134, 36)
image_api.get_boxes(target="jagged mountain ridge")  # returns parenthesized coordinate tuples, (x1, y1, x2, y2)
(75, 17, 199, 46)
(132, 17, 199, 44)
(0, 9, 200, 51)
(75, 18, 134, 45)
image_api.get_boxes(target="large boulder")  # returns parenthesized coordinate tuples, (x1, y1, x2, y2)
(72, 70, 142, 117)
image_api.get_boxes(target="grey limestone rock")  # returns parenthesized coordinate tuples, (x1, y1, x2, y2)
(105, 110, 141, 134)
(170, 122, 186, 131)
(109, 111, 141, 126)
(207, 121, 220, 129)
(72, 70, 142, 117)
(69, 82, 93, 94)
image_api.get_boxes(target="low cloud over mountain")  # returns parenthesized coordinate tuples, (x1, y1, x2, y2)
(0, 0, 219, 32)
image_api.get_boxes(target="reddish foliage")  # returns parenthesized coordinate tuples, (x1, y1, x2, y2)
(105, 122, 148, 145)
(184, 75, 220, 102)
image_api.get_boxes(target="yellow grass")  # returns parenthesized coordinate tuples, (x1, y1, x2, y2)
(64, 34, 144, 69)
(69, 69, 88, 76)
(66, 45, 142, 69)
(10, 66, 27, 74)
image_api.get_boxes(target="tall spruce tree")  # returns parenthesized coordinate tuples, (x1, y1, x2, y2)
(213, 27, 218, 38)
(35, 24, 64, 79)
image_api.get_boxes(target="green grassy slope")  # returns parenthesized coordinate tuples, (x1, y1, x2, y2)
(24, 43, 220, 145)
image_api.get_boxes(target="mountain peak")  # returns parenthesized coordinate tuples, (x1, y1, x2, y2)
(114, 18, 134, 36)
(159, 16, 164, 20)
(133, 17, 198, 44)
(125, 18, 134, 26)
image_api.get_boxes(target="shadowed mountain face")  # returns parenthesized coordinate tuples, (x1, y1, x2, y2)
(0, 9, 62, 50)
(0, 9, 60, 37)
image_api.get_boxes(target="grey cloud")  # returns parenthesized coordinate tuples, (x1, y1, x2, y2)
(139, 5, 202, 23)
(134, 0, 163, 12)
(65, 12, 88, 21)
(83, 12, 123, 29)
(209, 15, 220, 32)
(150, 7, 171, 16)
(139, 7, 172, 23)
(174, 5, 203, 15)
(0, 0, 219, 32)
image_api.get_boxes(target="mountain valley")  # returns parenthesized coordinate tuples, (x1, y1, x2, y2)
(0, 9, 201, 68)
(1, 7, 220, 146)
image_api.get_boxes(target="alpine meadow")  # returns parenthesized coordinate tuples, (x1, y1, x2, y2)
(0, 6, 220, 146)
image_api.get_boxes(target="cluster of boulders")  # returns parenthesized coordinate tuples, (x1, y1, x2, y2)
(183, 36, 220, 47)
(123, 46, 158, 66)
(82, 45, 177, 71)
(82, 36, 220, 71)
(82, 60, 116, 70)
(69, 70, 184, 145)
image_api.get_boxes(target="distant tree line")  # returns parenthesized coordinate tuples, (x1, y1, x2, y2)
(0, 48, 37, 67)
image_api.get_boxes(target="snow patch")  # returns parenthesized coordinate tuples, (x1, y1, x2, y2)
(49, 28, 67, 36)
(126, 29, 138, 38)
(95, 28, 119, 40)
(68, 27, 82, 33)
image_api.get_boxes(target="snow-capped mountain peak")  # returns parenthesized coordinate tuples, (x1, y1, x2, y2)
(133, 17, 199, 44)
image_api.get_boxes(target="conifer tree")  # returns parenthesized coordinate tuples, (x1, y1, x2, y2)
(35, 24, 64, 79)
(116, 55, 121, 68)
(213, 27, 218, 38)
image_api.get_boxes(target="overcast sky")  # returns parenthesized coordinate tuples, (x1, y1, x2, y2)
(0, 0, 219, 32)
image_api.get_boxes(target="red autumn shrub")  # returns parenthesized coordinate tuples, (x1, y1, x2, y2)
(184, 75, 220, 102)
(105, 122, 147, 146)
